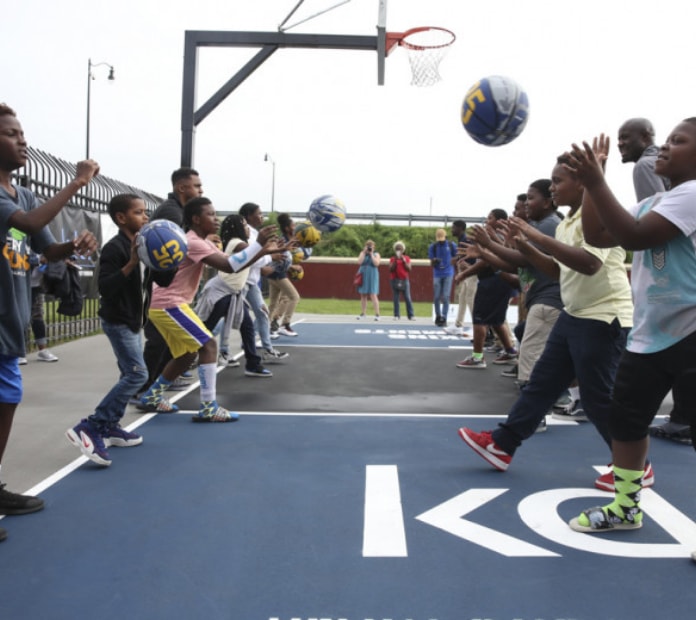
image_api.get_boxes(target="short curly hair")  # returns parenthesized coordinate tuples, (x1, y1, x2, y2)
(0, 103, 17, 118)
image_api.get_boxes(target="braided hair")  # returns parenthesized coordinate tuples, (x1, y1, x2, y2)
(219, 213, 248, 249)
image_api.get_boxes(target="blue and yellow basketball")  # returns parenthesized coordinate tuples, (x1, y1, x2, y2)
(136, 220, 188, 271)
(461, 75, 529, 146)
(307, 195, 346, 232)
(294, 221, 322, 248)
(292, 248, 305, 265)
(288, 264, 304, 281)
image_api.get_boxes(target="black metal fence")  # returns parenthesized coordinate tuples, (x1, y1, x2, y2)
(14, 147, 163, 351)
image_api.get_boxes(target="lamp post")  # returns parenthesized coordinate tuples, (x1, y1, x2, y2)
(86, 58, 115, 159)
(264, 153, 276, 213)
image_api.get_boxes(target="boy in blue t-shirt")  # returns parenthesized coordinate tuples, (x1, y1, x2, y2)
(428, 228, 457, 326)
(0, 103, 99, 541)
(566, 126, 696, 536)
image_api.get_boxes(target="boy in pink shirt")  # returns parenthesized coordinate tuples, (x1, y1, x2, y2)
(140, 197, 279, 422)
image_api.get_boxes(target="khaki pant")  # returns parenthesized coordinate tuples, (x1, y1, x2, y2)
(268, 277, 300, 326)
(517, 303, 561, 381)
(455, 276, 477, 327)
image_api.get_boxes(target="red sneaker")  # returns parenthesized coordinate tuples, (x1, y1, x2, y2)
(458, 428, 512, 471)
(594, 462, 655, 492)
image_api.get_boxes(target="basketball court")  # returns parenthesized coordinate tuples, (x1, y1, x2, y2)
(3, 3, 694, 618)
(1, 316, 694, 620)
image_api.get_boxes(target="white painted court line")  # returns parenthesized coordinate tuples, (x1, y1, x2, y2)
(363, 465, 407, 557)
(19, 407, 665, 505)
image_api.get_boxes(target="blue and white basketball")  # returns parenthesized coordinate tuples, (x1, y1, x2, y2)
(136, 220, 188, 271)
(461, 75, 529, 146)
(307, 195, 346, 233)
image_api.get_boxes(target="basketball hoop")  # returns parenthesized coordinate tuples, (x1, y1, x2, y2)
(386, 27, 456, 87)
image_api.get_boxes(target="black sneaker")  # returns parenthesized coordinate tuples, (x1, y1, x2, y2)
(500, 365, 518, 378)
(0, 483, 45, 515)
(649, 420, 692, 445)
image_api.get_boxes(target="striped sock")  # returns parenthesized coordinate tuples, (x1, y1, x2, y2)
(604, 465, 644, 523)
(578, 465, 643, 527)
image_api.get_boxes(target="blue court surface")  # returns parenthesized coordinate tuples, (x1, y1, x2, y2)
(1, 319, 694, 620)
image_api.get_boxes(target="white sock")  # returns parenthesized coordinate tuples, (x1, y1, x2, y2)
(198, 363, 217, 402)
(568, 386, 580, 401)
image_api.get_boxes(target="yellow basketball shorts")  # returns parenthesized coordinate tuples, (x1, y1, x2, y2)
(148, 304, 213, 359)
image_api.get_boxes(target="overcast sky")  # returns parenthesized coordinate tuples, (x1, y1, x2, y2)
(5, 0, 696, 220)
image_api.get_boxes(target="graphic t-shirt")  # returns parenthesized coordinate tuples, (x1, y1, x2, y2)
(150, 230, 220, 308)
(0, 186, 55, 356)
(628, 180, 696, 353)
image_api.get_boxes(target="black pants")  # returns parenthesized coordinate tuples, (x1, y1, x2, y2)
(609, 330, 696, 448)
(142, 320, 171, 392)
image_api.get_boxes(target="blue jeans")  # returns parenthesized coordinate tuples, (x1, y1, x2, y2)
(492, 311, 628, 455)
(89, 320, 148, 431)
(392, 280, 414, 318)
(433, 275, 453, 319)
(245, 281, 272, 351)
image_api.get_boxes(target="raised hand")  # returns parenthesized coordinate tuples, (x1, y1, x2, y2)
(74, 160, 100, 187)
(257, 224, 278, 245)
(592, 133, 610, 172)
(562, 140, 605, 187)
(72, 230, 98, 256)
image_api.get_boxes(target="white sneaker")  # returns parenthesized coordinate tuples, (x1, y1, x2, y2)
(18, 357, 28, 365)
(278, 325, 298, 337)
(37, 349, 59, 362)
(444, 326, 465, 336)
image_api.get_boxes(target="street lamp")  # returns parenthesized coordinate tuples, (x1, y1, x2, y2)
(86, 58, 115, 159)
(264, 153, 276, 213)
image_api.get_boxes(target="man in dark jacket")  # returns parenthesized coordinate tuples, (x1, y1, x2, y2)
(141, 168, 204, 394)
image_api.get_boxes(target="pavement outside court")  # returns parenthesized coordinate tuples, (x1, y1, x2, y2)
(5, 312, 478, 493)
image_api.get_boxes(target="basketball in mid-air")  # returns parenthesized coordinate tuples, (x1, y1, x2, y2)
(294, 221, 322, 248)
(307, 195, 346, 232)
(136, 220, 188, 271)
(461, 75, 529, 146)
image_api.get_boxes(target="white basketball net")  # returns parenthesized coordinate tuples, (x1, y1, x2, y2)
(400, 27, 456, 87)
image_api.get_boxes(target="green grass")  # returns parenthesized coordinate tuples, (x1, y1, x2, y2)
(298, 297, 433, 316)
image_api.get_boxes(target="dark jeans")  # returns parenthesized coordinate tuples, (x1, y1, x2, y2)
(30, 286, 47, 346)
(203, 296, 261, 370)
(391, 279, 414, 318)
(492, 311, 628, 455)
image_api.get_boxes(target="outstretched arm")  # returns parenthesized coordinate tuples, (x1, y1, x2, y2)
(576, 135, 621, 248)
(509, 216, 602, 276)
